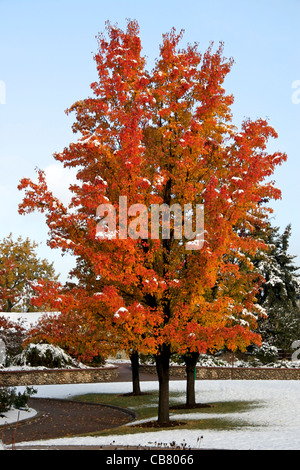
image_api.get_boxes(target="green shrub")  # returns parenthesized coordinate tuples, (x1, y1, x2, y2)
(13, 386, 37, 409)
(0, 387, 15, 413)
(0, 386, 36, 413)
(11, 343, 81, 369)
(252, 342, 279, 364)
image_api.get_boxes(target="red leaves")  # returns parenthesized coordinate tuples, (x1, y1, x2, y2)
(18, 21, 287, 361)
(27, 282, 115, 363)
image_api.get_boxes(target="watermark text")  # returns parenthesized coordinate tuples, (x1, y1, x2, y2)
(0, 80, 6, 104)
(291, 80, 300, 104)
(96, 197, 205, 250)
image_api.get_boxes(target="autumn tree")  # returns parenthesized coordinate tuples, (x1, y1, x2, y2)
(18, 21, 286, 424)
(0, 234, 58, 312)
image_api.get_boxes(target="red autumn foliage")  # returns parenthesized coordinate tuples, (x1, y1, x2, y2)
(18, 20, 287, 422)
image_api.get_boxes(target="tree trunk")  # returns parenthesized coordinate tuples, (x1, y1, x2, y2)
(129, 351, 141, 395)
(155, 344, 171, 425)
(6, 299, 13, 312)
(184, 352, 200, 406)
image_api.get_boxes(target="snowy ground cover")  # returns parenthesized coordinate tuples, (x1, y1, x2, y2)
(7, 379, 300, 450)
(0, 407, 37, 426)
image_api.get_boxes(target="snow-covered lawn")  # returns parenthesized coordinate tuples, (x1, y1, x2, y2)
(4, 379, 300, 450)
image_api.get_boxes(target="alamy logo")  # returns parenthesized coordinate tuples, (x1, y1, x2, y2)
(0, 81, 6, 104)
(291, 80, 300, 105)
(96, 196, 205, 250)
(291, 340, 300, 361)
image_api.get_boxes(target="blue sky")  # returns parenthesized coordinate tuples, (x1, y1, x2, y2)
(0, 0, 299, 282)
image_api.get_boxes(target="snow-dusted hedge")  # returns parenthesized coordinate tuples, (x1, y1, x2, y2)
(196, 352, 300, 369)
(11, 343, 83, 369)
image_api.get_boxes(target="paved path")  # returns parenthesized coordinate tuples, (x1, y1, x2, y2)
(112, 361, 159, 382)
(1, 397, 135, 447)
(109, 361, 182, 382)
(0, 362, 164, 450)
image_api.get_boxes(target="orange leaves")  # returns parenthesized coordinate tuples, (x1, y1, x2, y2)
(27, 282, 116, 363)
(98, 289, 163, 355)
(18, 169, 61, 215)
(17, 21, 287, 362)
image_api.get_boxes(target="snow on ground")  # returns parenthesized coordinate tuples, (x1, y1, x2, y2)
(0, 407, 37, 426)
(10, 379, 300, 450)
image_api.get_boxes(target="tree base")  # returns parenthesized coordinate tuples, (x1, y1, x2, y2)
(119, 392, 152, 397)
(132, 420, 186, 428)
(170, 403, 211, 410)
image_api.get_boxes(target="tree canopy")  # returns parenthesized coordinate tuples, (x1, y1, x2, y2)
(18, 20, 287, 423)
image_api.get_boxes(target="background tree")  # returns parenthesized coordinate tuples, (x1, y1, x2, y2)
(18, 21, 287, 425)
(255, 223, 300, 354)
(0, 234, 58, 312)
(0, 315, 25, 366)
(25, 280, 116, 365)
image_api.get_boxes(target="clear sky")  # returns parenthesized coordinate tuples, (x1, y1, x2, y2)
(0, 0, 299, 282)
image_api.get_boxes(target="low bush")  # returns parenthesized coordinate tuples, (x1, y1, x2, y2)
(0, 386, 36, 413)
(11, 343, 82, 369)
(251, 342, 279, 364)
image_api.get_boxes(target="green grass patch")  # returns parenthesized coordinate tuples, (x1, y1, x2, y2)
(73, 391, 159, 421)
(72, 391, 263, 436)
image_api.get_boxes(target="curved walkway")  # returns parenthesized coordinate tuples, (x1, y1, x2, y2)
(1, 362, 159, 450)
(1, 397, 135, 447)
